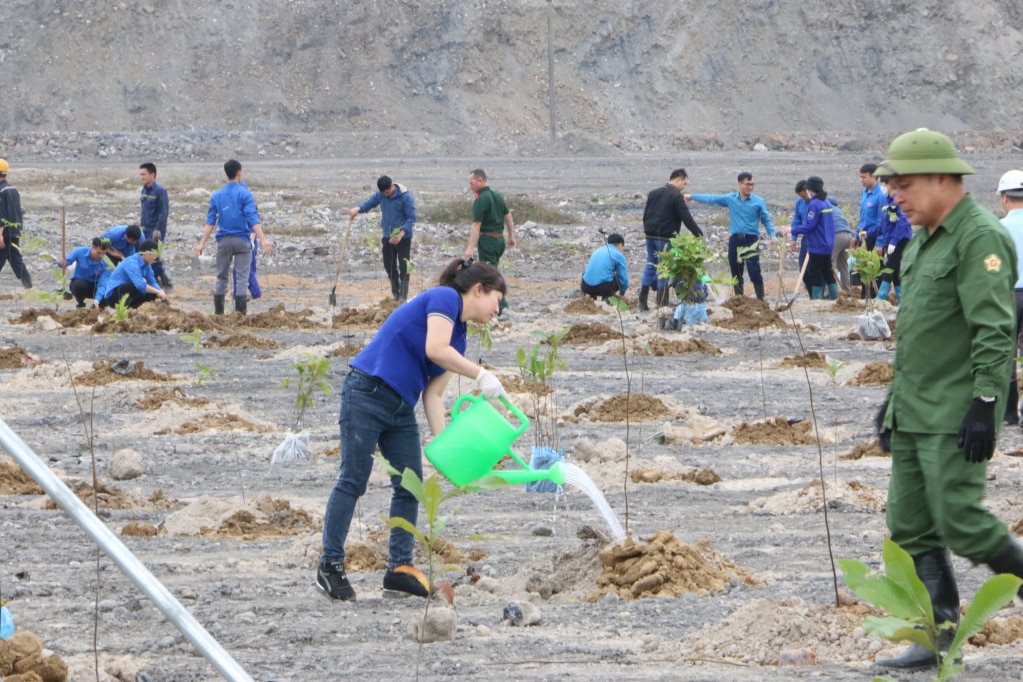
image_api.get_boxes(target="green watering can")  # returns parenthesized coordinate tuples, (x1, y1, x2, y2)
(425, 394, 566, 488)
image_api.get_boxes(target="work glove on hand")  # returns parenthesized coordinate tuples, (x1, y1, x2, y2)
(958, 398, 997, 463)
(475, 368, 507, 401)
(874, 400, 892, 453)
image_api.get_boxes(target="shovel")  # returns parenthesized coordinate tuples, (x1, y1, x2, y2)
(776, 248, 810, 312)
(328, 215, 355, 309)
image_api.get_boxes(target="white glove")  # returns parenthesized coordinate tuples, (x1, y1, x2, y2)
(475, 368, 506, 400)
(887, 244, 895, 255)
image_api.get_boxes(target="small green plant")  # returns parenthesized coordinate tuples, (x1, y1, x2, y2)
(362, 231, 378, 252)
(192, 360, 215, 386)
(850, 245, 893, 313)
(112, 294, 131, 322)
(655, 232, 735, 304)
(607, 295, 630, 312)
(824, 357, 849, 386)
(281, 353, 332, 430)
(179, 328, 203, 352)
(840, 538, 1022, 681)
(516, 327, 570, 449)
(467, 321, 493, 352)
(390, 227, 403, 238)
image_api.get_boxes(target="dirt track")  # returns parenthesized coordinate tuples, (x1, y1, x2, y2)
(3, 154, 1023, 681)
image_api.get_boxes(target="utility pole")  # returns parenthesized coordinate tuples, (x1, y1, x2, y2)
(547, 0, 556, 143)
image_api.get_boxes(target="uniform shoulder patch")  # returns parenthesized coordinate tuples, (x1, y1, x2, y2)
(984, 254, 1002, 273)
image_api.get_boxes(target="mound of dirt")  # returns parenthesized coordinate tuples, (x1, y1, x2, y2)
(841, 441, 890, 460)
(847, 361, 894, 386)
(432, 538, 487, 565)
(591, 531, 759, 600)
(501, 375, 553, 396)
(0, 346, 41, 370)
(752, 480, 886, 514)
(121, 521, 158, 537)
(732, 417, 817, 446)
(45, 481, 174, 512)
(0, 459, 44, 495)
(0, 631, 68, 682)
(331, 343, 366, 359)
(630, 467, 721, 486)
(203, 333, 284, 349)
(683, 595, 883, 665)
(777, 351, 827, 369)
(614, 337, 722, 356)
(154, 412, 271, 435)
(74, 360, 175, 387)
(714, 297, 787, 331)
(332, 299, 399, 327)
(578, 393, 677, 422)
(831, 293, 864, 312)
(201, 497, 315, 540)
(563, 322, 624, 343)
(971, 615, 1023, 647)
(134, 387, 212, 411)
(564, 297, 604, 315)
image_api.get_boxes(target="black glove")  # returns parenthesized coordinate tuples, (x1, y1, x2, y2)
(875, 400, 892, 453)
(957, 398, 997, 463)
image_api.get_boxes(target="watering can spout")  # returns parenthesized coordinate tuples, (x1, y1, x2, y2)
(486, 461, 565, 486)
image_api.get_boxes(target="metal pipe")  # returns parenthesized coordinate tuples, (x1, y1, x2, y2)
(0, 419, 255, 682)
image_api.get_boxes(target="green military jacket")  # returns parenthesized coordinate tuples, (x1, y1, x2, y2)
(472, 186, 509, 233)
(883, 193, 1017, 434)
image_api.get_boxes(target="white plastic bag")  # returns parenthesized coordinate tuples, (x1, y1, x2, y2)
(271, 430, 310, 466)
(857, 311, 891, 340)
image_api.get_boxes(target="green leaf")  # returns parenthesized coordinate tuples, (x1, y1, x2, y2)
(838, 558, 871, 589)
(373, 454, 401, 479)
(421, 475, 444, 521)
(854, 575, 927, 621)
(882, 538, 934, 622)
(864, 616, 935, 649)
(383, 515, 426, 544)
(947, 573, 1022, 657)
(399, 468, 426, 505)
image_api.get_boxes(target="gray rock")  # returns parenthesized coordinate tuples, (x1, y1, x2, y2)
(475, 576, 499, 593)
(408, 606, 456, 642)
(109, 448, 145, 480)
(503, 600, 541, 626)
(525, 574, 561, 600)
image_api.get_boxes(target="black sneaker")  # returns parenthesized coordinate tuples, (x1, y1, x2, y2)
(316, 561, 356, 601)
(382, 565, 430, 598)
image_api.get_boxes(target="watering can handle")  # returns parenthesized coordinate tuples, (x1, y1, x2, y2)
(450, 394, 530, 438)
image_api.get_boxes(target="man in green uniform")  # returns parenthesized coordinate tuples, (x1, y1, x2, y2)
(465, 168, 516, 313)
(873, 129, 1023, 671)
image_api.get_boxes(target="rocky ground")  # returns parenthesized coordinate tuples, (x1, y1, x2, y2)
(3, 154, 1023, 681)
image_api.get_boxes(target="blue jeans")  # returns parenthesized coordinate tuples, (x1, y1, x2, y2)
(642, 237, 671, 289)
(321, 370, 422, 569)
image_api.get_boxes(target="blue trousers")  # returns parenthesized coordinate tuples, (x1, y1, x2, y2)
(642, 237, 671, 289)
(727, 233, 763, 293)
(321, 370, 422, 569)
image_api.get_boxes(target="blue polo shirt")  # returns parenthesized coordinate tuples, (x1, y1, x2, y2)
(690, 192, 776, 238)
(350, 286, 467, 407)
(100, 225, 138, 258)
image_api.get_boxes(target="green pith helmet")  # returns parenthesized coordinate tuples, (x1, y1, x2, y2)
(874, 128, 975, 177)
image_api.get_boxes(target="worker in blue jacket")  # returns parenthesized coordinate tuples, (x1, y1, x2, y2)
(60, 237, 114, 308)
(139, 162, 172, 291)
(874, 177, 914, 304)
(687, 171, 775, 300)
(97, 239, 167, 309)
(581, 233, 629, 301)
(855, 163, 886, 298)
(349, 175, 417, 302)
(790, 176, 838, 300)
(99, 224, 142, 264)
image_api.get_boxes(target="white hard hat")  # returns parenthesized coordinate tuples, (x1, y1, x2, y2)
(997, 169, 1023, 195)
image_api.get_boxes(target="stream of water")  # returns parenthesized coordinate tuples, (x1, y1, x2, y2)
(562, 462, 627, 541)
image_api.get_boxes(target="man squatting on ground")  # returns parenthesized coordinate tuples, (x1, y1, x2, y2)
(99, 224, 142, 265)
(687, 172, 775, 301)
(195, 159, 273, 315)
(997, 169, 1023, 425)
(60, 238, 113, 308)
(580, 232, 629, 302)
(349, 175, 416, 302)
(0, 158, 32, 289)
(465, 168, 516, 314)
(639, 168, 703, 311)
(96, 239, 167, 309)
(872, 129, 1023, 671)
(139, 162, 172, 291)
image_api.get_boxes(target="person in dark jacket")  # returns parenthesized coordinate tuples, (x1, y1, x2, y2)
(640, 168, 703, 310)
(349, 175, 417, 301)
(874, 177, 913, 305)
(139, 162, 172, 291)
(0, 158, 31, 289)
(790, 176, 837, 300)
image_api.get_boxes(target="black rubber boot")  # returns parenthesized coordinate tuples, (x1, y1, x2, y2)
(753, 282, 765, 301)
(733, 281, 744, 296)
(875, 549, 959, 671)
(234, 295, 247, 315)
(213, 294, 225, 316)
(1005, 381, 1019, 425)
(21, 272, 32, 289)
(389, 276, 401, 301)
(987, 537, 1023, 598)
(638, 285, 650, 312)
(655, 287, 671, 308)
(398, 276, 410, 302)
(158, 273, 174, 293)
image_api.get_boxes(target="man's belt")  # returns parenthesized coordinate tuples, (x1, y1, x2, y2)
(481, 231, 504, 238)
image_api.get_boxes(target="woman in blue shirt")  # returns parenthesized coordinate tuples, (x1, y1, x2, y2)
(791, 177, 838, 300)
(318, 258, 508, 601)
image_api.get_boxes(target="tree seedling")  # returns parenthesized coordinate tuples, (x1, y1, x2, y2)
(824, 357, 848, 386)
(840, 538, 1021, 682)
(179, 327, 203, 352)
(281, 353, 332, 431)
(654, 232, 735, 306)
(849, 245, 892, 314)
(516, 327, 569, 449)
(467, 321, 493, 353)
(112, 294, 131, 322)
